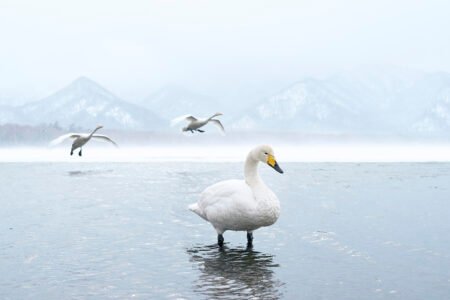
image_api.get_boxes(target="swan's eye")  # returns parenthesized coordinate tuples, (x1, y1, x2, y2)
(264, 152, 268, 155)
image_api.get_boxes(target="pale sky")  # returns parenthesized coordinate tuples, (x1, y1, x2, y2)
(1, 0, 449, 104)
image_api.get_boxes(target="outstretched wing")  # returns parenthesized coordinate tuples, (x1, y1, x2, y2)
(170, 114, 197, 127)
(49, 133, 81, 147)
(92, 135, 118, 147)
(210, 119, 225, 134)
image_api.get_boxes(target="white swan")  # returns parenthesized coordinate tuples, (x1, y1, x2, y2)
(189, 145, 283, 247)
(171, 112, 225, 134)
(49, 125, 117, 156)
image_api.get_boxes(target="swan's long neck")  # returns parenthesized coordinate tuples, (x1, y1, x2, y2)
(244, 152, 262, 186)
(88, 127, 101, 139)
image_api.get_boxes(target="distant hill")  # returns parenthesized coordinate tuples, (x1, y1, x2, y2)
(1, 68, 450, 137)
(0, 105, 25, 125)
(19, 77, 165, 130)
(408, 73, 450, 134)
(232, 67, 450, 136)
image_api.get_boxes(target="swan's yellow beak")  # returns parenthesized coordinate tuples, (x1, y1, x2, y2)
(267, 154, 284, 174)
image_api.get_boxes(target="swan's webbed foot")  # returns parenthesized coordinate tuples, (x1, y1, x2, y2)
(197, 129, 205, 133)
(78, 149, 82, 156)
(247, 232, 253, 247)
(218, 234, 224, 247)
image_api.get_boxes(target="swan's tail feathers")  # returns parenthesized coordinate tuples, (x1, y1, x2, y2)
(189, 203, 208, 221)
(188, 203, 199, 212)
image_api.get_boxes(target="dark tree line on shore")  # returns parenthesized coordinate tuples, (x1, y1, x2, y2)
(0, 123, 84, 146)
(0, 122, 185, 146)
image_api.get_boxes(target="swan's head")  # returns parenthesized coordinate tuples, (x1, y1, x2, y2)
(96, 125, 104, 130)
(252, 145, 284, 174)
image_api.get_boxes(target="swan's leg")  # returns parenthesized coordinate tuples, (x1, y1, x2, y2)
(70, 149, 74, 156)
(197, 129, 205, 133)
(218, 234, 224, 247)
(79, 148, 82, 156)
(247, 231, 253, 247)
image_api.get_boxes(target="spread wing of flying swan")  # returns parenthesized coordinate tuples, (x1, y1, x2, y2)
(209, 119, 225, 134)
(49, 133, 81, 147)
(170, 114, 196, 127)
(91, 135, 118, 147)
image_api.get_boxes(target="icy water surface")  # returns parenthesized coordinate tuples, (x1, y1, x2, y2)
(1, 162, 450, 299)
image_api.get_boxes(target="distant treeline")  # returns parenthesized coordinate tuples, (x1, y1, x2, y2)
(0, 122, 98, 145)
(0, 123, 66, 145)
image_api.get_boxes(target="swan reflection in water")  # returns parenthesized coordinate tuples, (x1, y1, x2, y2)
(67, 169, 113, 177)
(187, 244, 284, 300)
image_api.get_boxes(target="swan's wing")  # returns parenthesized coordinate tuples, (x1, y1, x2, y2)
(92, 135, 118, 147)
(170, 114, 197, 127)
(197, 180, 254, 222)
(209, 119, 225, 134)
(49, 133, 81, 147)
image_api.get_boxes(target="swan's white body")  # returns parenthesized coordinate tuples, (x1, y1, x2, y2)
(189, 145, 283, 245)
(190, 179, 280, 233)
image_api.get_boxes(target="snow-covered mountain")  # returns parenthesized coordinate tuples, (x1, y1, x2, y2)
(2, 68, 450, 137)
(410, 72, 450, 135)
(233, 78, 365, 133)
(233, 67, 450, 136)
(20, 77, 165, 130)
(140, 85, 220, 120)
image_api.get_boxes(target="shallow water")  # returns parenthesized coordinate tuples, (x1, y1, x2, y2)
(1, 162, 450, 299)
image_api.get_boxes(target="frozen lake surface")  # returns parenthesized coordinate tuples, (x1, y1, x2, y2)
(1, 162, 450, 299)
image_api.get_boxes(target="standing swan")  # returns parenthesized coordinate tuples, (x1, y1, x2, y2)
(49, 125, 117, 156)
(189, 145, 283, 247)
(171, 112, 225, 134)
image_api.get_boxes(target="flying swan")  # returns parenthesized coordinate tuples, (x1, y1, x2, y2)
(189, 145, 284, 247)
(171, 112, 225, 134)
(49, 125, 117, 156)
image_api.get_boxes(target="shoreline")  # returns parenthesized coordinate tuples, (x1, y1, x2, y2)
(1, 144, 450, 163)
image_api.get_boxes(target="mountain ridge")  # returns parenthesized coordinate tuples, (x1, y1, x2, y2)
(1, 68, 450, 136)
(19, 77, 165, 130)
(232, 68, 450, 136)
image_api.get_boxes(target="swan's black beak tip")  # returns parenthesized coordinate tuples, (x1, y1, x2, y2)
(273, 162, 284, 174)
